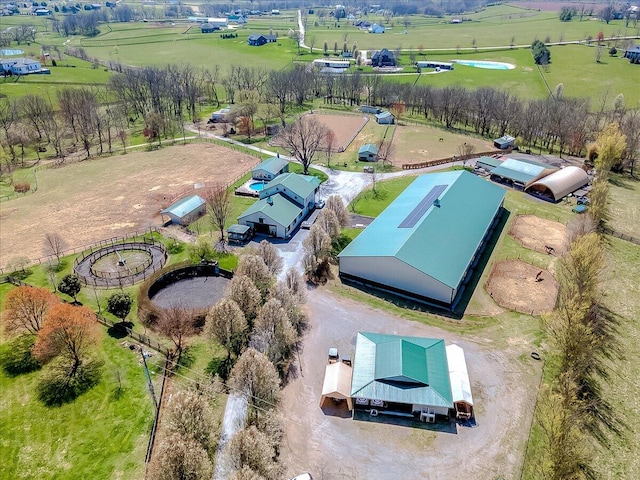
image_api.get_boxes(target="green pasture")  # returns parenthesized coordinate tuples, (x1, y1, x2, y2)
(0, 334, 154, 480)
(305, 7, 638, 51)
(607, 174, 640, 238)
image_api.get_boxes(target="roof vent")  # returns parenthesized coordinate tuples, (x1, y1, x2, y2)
(267, 196, 273, 205)
(433, 199, 441, 208)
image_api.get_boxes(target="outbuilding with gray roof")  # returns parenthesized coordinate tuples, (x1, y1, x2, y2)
(490, 157, 557, 189)
(338, 171, 505, 308)
(161, 194, 206, 225)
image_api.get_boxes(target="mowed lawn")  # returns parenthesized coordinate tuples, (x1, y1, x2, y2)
(0, 334, 154, 480)
(608, 174, 640, 239)
(391, 124, 494, 165)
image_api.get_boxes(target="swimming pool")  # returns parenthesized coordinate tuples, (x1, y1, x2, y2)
(0, 49, 25, 56)
(454, 60, 515, 70)
(249, 182, 266, 191)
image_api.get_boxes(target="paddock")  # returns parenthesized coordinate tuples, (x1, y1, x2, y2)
(509, 215, 567, 255)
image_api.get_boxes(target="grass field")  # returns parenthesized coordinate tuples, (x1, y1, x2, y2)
(0, 334, 154, 480)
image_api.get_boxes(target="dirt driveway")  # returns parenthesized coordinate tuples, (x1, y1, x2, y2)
(280, 290, 541, 479)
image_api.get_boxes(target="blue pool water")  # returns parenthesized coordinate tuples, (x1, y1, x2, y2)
(249, 182, 266, 191)
(0, 49, 25, 56)
(455, 60, 515, 70)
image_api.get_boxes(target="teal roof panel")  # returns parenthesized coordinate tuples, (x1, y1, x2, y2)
(253, 157, 289, 175)
(491, 157, 555, 184)
(338, 171, 505, 288)
(238, 193, 301, 227)
(260, 172, 320, 200)
(351, 332, 452, 407)
(161, 195, 205, 218)
(358, 144, 379, 155)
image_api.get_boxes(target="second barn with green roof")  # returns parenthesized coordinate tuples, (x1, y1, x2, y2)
(338, 170, 505, 309)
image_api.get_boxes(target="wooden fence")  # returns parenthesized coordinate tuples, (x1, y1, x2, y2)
(401, 149, 512, 170)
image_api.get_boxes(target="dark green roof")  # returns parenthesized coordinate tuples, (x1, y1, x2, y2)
(253, 157, 289, 175)
(358, 144, 379, 155)
(238, 193, 301, 227)
(351, 332, 453, 407)
(260, 172, 320, 200)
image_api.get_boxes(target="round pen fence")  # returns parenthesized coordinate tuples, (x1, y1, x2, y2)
(74, 239, 167, 288)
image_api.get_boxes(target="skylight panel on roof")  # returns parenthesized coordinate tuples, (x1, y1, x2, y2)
(398, 184, 447, 229)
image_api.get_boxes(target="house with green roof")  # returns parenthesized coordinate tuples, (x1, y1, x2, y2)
(338, 171, 505, 308)
(237, 172, 321, 238)
(490, 157, 557, 189)
(252, 157, 289, 181)
(358, 144, 379, 162)
(351, 332, 467, 421)
(160, 194, 206, 225)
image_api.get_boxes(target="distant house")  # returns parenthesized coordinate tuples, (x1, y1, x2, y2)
(271, 9, 280, 15)
(161, 195, 206, 225)
(624, 45, 640, 64)
(450, 18, 462, 24)
(210, 106, 233, 122)
(252, 157, 289, 181)
(200, 23, 220, 33)
(361, 105, 382, 114)
(247, 34, 277, 46)
(358, 144, 379, 162)
(0, 57, 46, 75)
(34, 8, 51, 15)
(375, 111, 395, 124)
(371, 48, 395, 67)
(493, 135, 516, 150)
(227, 14, 246, 24)
(238, 173, 321, 238)
(369, 23, 385, 34)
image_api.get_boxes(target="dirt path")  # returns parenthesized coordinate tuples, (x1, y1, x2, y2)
(280, 289, 542, 479)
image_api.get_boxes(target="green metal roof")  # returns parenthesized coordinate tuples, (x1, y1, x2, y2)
(161, 195, 205, 218)
(238, 193, 301, 227)
(351, 332, 453, 407)
(358, 144, 379, 155)
(491, 157, 556, 184)
(253, 157, 289, 175)
(476, 156, 503, 170)
(228, 224, 251, 234)
(338, 171, 505, 288)
(260, 173, 320, 201)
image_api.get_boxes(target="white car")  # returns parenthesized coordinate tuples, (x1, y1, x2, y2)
(315, 200, 325, 209)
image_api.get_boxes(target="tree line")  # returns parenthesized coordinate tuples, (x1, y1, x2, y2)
(2, 61, 639, 180)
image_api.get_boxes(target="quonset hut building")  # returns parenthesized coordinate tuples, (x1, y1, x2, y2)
(338, 171, 506, 309)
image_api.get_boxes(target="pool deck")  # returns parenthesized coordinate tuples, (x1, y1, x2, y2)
(235, 179, 263, 197)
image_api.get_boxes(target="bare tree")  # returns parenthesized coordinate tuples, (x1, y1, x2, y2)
(316, 208, 340, 241)
(256, 240, 283, 276)
(225, 275, 262, 320)
(43, 232, 67, 266)
(147, 432, 213, 480)
(205, 183, 232, 242)
(277, 116, 328, 175)
(206, 298, 248, 359)
(157, 303, 197, 357)
(236, 255, 274, 297)
(229, 348, 281, 418)
(377, 138, 395, 166)
(250, 298, 296, 370)
(324, 129, 337, 168)
(163, 390, 215, 451)
(326, 195, 349, 227)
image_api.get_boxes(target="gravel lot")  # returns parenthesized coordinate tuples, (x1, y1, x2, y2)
(280, 290, 542, 480)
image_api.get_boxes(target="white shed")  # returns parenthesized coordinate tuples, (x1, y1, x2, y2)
(446, 344, 474, 420)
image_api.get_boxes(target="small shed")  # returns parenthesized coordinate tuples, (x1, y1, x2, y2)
(319, 362, 354, 411)
(252, 157, 289, 181)
(361, 105, 382, 114)
(446, 344, 474, 420)
(227, 224, 253, 243)
(161, 195, 206, 225)
(475, 156, 503, 173)
(493, 135, 516, 150)
(200, 23, 219, 33)
(358, 144, 379, 162)
(375, 111, 395, 124)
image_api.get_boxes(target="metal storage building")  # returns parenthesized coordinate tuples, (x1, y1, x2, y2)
(490, 157, 557, 189)
(161, 195, 206, 225)
(358, 144, 379, 162)
(338, 171, 505, 308)
(252, 157, 289, 181)
(525, 166, 589, 202)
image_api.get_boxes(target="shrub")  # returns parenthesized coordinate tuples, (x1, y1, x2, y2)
(13, 181, 31, 193)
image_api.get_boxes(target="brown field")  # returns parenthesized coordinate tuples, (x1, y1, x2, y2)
(509, 214, 567, 255)
(272, 113, 369, 152)
(390, 125, 494, 166)
(486, 260, 559, 315)
(0, 143, 258, 267)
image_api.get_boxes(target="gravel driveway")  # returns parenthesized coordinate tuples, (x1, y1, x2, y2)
(279, 290, 542, 480)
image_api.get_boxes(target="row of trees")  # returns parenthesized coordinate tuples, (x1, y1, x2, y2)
(534, 124, 627, 479)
